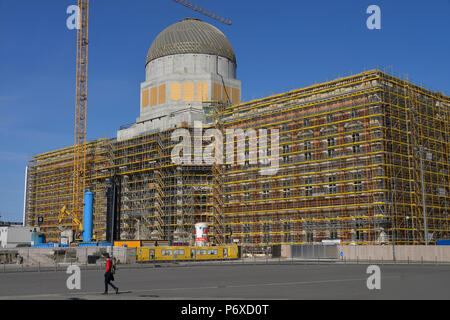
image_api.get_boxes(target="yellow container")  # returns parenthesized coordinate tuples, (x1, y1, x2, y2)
(136, 245, 241, 262)
(114, 240, 141, 248)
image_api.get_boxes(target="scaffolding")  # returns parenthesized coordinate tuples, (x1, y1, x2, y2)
(24, 139, 110, 242)
(203, 100, 229, 245)
(24, 70, 449, 250)
(108, 126, 215, 243)
(222, 70, 449, 253)
(25, 125, 217, 243)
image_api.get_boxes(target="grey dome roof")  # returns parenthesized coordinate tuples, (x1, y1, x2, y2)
(146, 18, 236, 66)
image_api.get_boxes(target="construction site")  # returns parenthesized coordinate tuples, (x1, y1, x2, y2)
(222, 70, 449, 252)
(22, 5, 449, 254)
(24, 15, 236, 247)
(24, 127, 223, 245)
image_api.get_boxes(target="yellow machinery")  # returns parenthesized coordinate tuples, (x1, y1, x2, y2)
(58, 205, 84, 241)
(136, 245, 241, 262)
(59, 205, 83, 231)
(58, 205, 96, 242)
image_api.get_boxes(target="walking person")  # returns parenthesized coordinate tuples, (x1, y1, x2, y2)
(103, 253, 119, 294)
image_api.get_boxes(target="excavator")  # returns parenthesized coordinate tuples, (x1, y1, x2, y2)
(58, 205, 90, 244)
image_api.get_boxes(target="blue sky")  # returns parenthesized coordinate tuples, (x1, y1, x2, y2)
(0, 0, 449, 222)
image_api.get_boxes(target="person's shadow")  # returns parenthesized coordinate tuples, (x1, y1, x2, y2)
(116, 290, 133, 295)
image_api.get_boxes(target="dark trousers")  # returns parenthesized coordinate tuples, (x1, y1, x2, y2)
(104, 272, 117, 292)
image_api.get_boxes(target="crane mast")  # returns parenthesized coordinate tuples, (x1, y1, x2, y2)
(72, 0, 89, 233)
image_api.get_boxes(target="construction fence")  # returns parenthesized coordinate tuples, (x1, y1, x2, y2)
(273, 244, 450, 263)
(273, 244, 339, 259)
(0, 246, 135, 266)
(339, 245, 450, 263)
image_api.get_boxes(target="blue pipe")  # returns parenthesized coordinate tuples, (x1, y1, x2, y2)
(83, 189, 94, 242)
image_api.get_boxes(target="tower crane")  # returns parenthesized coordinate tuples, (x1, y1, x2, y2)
(172, 0, 232, 25)
(70, 0, 89, 237)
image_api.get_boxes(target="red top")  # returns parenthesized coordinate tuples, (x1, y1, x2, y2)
(106, 258, 112, 273)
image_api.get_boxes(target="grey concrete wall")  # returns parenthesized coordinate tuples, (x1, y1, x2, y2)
(5, 246, 135, 266)
(17, 248, 55, 265)
(74, 246, 131, 264)
(339, 245, 450, 262)
(146, 54, 236, 81)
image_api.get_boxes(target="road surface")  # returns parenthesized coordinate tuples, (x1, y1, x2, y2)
(0, 263, 448, 300)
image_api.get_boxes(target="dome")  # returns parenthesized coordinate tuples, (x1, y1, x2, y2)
(146, 18, 236, 66)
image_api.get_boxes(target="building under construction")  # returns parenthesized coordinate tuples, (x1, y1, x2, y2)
(24, 126, 222, 244)
(23, 19, 449, 252)
(24, 18, 237, 245)
(223, 70, 449, 252)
